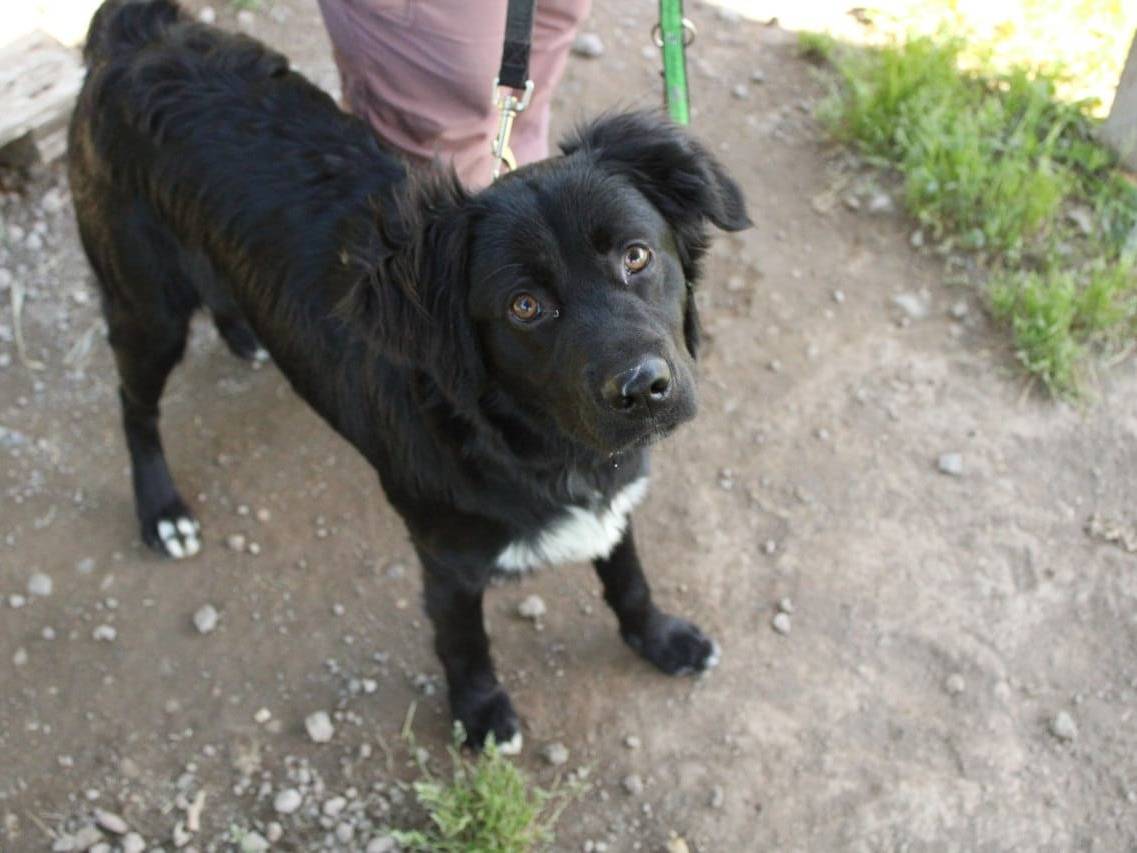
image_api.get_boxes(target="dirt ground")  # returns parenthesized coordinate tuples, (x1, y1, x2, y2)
(3, 1, 1137, 850)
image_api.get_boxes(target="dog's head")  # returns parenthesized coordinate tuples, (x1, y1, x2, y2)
(349, 111, 750, 456)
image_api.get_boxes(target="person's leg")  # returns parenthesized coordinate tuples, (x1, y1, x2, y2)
(509, 0, 592, 166)
(317, 0, 589, 188)
(317, 0, 503, 186)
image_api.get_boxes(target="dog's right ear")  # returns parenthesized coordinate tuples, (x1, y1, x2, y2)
(560, 110, 751, 259)
(335, 174, 484, 407)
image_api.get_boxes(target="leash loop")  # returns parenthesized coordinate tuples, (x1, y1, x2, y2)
(491, 78, 534, 180)
(491, 0, 537, 180)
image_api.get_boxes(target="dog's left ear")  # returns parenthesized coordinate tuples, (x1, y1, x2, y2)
(561, 111, 751, 358)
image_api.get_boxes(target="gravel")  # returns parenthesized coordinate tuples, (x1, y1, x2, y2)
(1050, 711, 1078, 742)
(273, 788, 303, 814)
(892, 292, 929, 319)
(366, 836, 398, 853)
(621, 773, 644, 796)
(944, 673, 966, 695)
(93, 809, 129, 835)
(541, 741, 569, 766)
(28, 572, 53, 597)
(305, 710, 335, 743)
(572, 32, 604, 58)
(709, 784, 725, 809)
(623, 735, 641, 750)
(937, 453, 964, 477)
(772, 612, 792, 635)
(517, 594, 547, 620)
(193, 604, 219, 634)
(92, 625, 117, 642)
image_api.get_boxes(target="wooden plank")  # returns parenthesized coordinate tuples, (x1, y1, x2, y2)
(0, 30, 83, 163)
(1104, 31, 1137, 171)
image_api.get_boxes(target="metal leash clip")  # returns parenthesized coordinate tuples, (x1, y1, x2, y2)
(490, 78, 534, 180)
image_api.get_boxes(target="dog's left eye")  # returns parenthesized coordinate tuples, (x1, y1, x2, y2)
(509, 292, 542, 323)
(623, 244, 653, 275)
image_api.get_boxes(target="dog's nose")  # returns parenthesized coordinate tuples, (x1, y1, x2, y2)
(602, 357, 672, 412)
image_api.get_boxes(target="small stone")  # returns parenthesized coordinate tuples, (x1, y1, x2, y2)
(335, 822, 354, 844)
(621, 773, 644, 796)
(949, 300, 969, 320)
(121, 833, 146, 853)
(265, 822, 283, 842)
(13, 647, 28, 666)
(92, 624, 117, 642)
(197, 6, 216, 24)
(253, 707, 272, 724)
(366, 836, 398, 853)
(517, 594, 547, 620)
(772, 612, 792, 635)
(247, 542, 261, 556)
(731, 84, 749, 100)
(944, 673, 966, 695)
(28, 572, 53, 597)
(226, 533, 246, 552)
(236, 9, 255, 29)
(323, 796, 346, 817)
(709, 784, 725, 809)
(892, 292, 928, 319)
(171, 821, 191, 848)
(866, 191, 894, 214)
(305, 710, 335, 743)
(193, 604, 219, 634)
(240, 831, 270, 853)
(273, 788, 303, 814)
(542, 741, 569, 766)
(255, 507, 271, 523)
(750, 69, 766, 83)
(1050, 711, 1077, 741)
(93, 809, 128, 835)
(9, 594, 27, 608)
(76, 557, 96, 575)
(937, 453, 964, 477)
(777, 597, 794, 614)
(572, 32, 604, 58)
(667, 838, 690, 853)
(623, 735, 641, 750)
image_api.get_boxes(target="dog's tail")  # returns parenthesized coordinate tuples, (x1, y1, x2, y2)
(83, 0, 182, 66)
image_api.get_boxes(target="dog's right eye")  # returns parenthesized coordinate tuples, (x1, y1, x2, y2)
(509, 292, 542, 323)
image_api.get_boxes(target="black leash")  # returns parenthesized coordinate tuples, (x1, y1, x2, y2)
(491, 0, 537, 180)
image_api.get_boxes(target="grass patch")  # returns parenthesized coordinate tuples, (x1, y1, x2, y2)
(813, 31, 1137, 396)
(393, 732, 583, 853)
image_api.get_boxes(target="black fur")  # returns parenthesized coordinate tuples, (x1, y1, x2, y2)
(70, 0, 750, 749)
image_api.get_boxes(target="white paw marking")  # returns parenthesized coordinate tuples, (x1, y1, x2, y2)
(496, 477, 649, 572)
(497, 731, 524, 756)
(157, 515, 202, 560)
(704, 641, 722, 670)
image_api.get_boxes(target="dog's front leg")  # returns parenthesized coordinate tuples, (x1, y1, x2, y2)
(594, 523, 720, 675)
(419, 552, 522, 753)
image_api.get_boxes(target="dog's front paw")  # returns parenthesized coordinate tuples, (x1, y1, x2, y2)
(141, 500, 201, 560)
(623, 610, 720, 675)
(452, 685, 522, 754)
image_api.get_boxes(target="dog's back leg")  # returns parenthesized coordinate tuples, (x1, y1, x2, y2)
(184, 251, 267, 364)
(108, 306, 201, 558)
(79, 209, 204, 559)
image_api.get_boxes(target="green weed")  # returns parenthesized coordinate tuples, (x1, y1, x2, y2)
(813, 29, 1137, 396)
(393, 732, 583, 853)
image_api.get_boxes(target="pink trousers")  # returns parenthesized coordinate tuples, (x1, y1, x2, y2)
(317, 0, 592, 188)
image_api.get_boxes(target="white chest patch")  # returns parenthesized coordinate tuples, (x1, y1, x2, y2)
(495, 477, 649, 572)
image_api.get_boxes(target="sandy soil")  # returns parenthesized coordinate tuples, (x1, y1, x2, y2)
(2, 1, 1137, 850)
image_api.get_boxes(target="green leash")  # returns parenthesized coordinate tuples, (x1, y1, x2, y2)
(656, 0, 695, 125)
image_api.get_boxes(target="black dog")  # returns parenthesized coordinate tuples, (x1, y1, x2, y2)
(69, 0, 750, 750)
